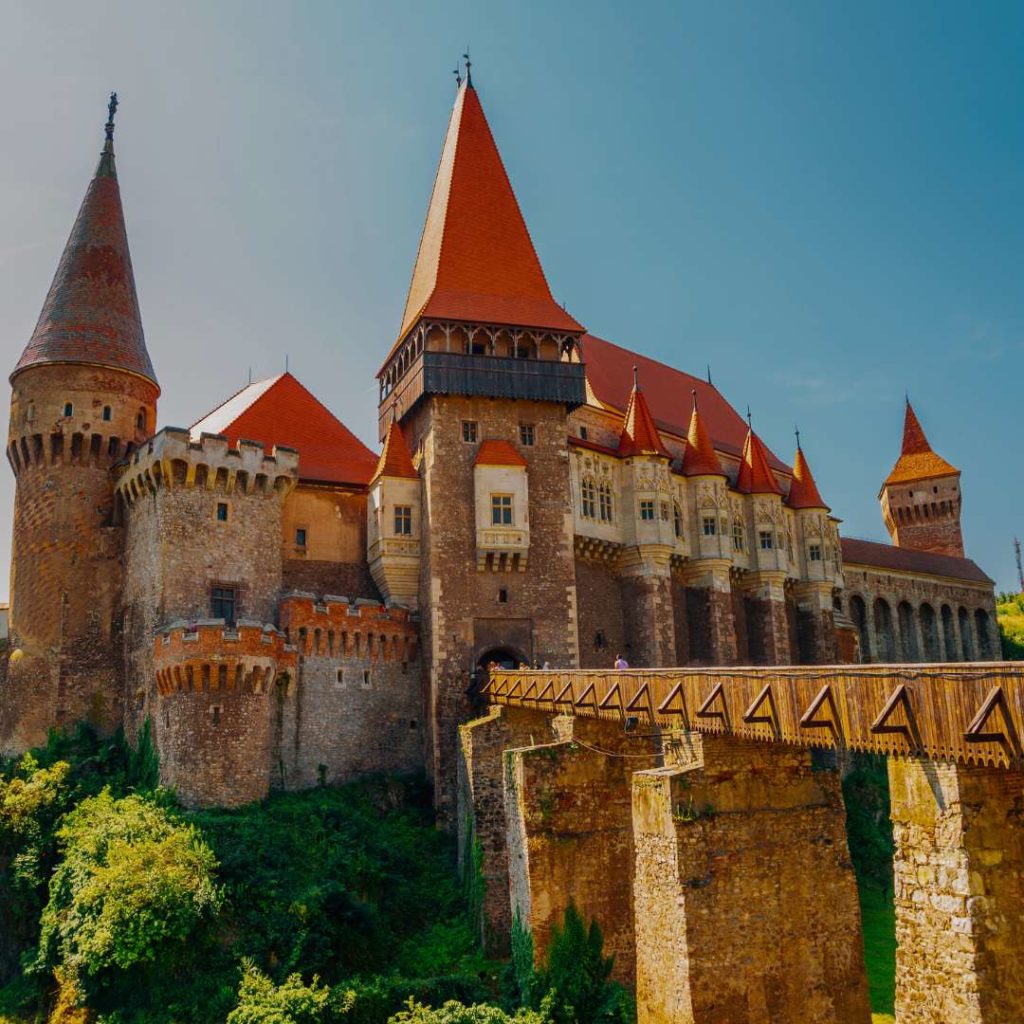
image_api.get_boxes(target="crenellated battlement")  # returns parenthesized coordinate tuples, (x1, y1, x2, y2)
(279, 593, 419, 662)
(7, 428, 144, 478)
(115, 427, 299, 506)
(154, 620, 298, 697)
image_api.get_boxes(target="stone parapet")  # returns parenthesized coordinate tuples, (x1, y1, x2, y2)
(278, 593, 418, 662)
(115, 427, 299, 506)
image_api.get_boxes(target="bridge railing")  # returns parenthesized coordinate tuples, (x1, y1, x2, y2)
(483, 663, 1024, 767)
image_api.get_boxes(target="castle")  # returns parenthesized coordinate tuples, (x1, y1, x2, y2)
(0, 83, 997, 809)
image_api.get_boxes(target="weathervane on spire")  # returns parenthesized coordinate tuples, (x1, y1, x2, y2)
(104, 92, 118, 145)
(795, 424, 801, 448)
(746, 405, 753, 429)
(691, 388, 698, 411)
(453, 61, 462, 88)
(463, 48, 473, 87)
(632, 364, 639, 389)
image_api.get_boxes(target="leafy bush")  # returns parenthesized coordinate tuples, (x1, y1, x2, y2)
(34, 791, 220, 984)
(227, 962, 337, 1024)
(388, 999, 544, 1024)
(997, 593, 1024, 660)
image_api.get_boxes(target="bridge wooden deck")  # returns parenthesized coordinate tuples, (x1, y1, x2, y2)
(484, 662, 1024, 767)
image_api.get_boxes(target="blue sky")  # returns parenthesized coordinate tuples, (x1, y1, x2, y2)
(0, 1, 1021, 595)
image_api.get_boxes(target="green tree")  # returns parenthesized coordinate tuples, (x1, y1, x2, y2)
(388, 999, 545, 1024)
(226, 961, 338, 1024)
(34, 790, 221, 984)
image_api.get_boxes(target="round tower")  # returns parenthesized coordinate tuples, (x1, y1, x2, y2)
(1, 95, 159, 753)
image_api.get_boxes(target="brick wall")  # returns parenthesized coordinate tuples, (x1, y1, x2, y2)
(575, 557, 626, 669)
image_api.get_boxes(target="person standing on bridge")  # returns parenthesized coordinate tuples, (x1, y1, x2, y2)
(614, 653, 629, 669)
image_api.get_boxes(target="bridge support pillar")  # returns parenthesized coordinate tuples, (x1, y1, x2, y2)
(888, 757, 1024, 1024)
(619, 567, 676, 667)
(632, 733, 869, 1024)
(504, 715, 660, 984)
(457, 705, 554, 956)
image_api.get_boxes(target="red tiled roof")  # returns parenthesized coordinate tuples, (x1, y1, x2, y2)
(14, 136, 157, 386)
(374, 420, 417, 480)
(681, 400, 725, 477)
(884, 401, 958, 486)
(190, 373, 378, 486)
(841, 538, 992, 586)
(391, 81, 583, 358)
(737, 428, 783, 495)
(568, 435, 620, 458)
(474, 439, 527, 467)
(582, 334, 789, 473)
(617, 379, 669, 457)
(787, 445, 829, 510)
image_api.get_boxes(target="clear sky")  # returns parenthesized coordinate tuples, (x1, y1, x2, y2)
(0, 0, 1021, 597)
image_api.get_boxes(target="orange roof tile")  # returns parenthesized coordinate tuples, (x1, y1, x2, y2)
(374, 419, 417, 481)
(883, 401, 959, 486)
(841, 538, 991, 585)
(582, 334, 789, 473)
(787, 444, 829, 510)
(474, 439, 527, 467)
(617, 374, 669, 457)
(392, 81, 582, 356)
(681, 398, 726, 477)
(190, 373, 378, 487)
(737, 427, 783, 495)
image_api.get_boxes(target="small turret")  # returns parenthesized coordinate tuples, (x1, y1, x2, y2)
(879, 400, 963, 558)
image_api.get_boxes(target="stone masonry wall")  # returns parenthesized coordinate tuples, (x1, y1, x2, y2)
(505, 716, 661, 984)
(1, 363, 158, 754)
(619, 573, 676, 668)
(457, 705, 554, 954)
(277, 597, 423, 790)
(574, 556, 626, 670)
(632, 734, 869, 1024)
(407, 396, 580, 821)
(888, 757, 1024, 1024)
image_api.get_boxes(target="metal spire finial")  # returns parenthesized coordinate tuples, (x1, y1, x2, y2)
(795, 424, 801, 449)
(463, 48, 473, 87)
(706, 364, 712, 385)
(104, 92, 118, 146)
(632, 364, 639, 390)
(453, 60, 462, 88)
(691, 388, 698, 411)
(746, 405, 752, 429)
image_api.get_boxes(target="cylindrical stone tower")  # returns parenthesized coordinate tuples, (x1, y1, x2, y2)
(0, 95, 159, 754)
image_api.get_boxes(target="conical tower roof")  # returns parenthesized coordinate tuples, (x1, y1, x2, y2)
(393, 78, 583, 352)
(883, 400, 958, 485)
(681, 394, 725, 476)
(373, 419, 418, 481)
(618, 370, 669, 457)
(787, 442, 829, 510)
(737, 426, 782, 495)
(13, 95, 157, 387)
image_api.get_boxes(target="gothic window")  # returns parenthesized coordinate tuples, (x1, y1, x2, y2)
(639, 500, 655, 521)
(758, 530, 774, 550)
(137, 409, 147, 432)
(519, 423, 535, 446)
(673, 503, 684, 540)
(808, 543, 822, 561)
(732, 519, 744, 551)
(580, 478, 596, 519)
(211, 585, 238, 626)
(599, 483, 613, 522)
(394, 506, 412, 535)
(702, 516, 717, 537)
(462, 421, 478, 443)
(491, 494, 513, 526)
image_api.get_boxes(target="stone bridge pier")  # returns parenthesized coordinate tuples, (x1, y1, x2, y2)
(888, 757, 1024, 1024)
(632, 734, 869, 1024)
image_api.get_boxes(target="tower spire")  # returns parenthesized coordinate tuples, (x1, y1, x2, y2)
(681, 391, 725, 477)
(787, 437, 829, 510)
(12, 93, 157, 387)
(618, 367, 669, 457)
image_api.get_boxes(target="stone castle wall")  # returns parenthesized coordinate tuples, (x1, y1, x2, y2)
(276, 595, 423, 789)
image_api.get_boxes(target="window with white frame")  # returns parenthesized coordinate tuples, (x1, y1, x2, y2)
(759, 530, 774, 550)
(490, 494, 513, 526)
(702, 516, 717, 536)
(639, 500, 655, 521)
(394, 506, 412, 535)
(732, 520, 745, 551)
(599, 483, 613, 522)
(809, 543, 823, 562)
(580, 478, 596, 519)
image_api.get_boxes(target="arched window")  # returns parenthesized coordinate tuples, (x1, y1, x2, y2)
(136, 408, 147, 432)
(873, 598, 896, 662)
(958, 607, 974, 660)
(580, 478, 596, 519)
(673, 502, 683, 540)
(975, 609, 992, 660)
(850, 595, 869, 661)
(598, 483, 613, 523)
(919, 603, 940, 661)
(731, 519, 744, 552)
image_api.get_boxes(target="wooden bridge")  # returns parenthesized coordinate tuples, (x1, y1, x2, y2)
(463, 662, 1024, 1023)
(483, 662, 1024, 767)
